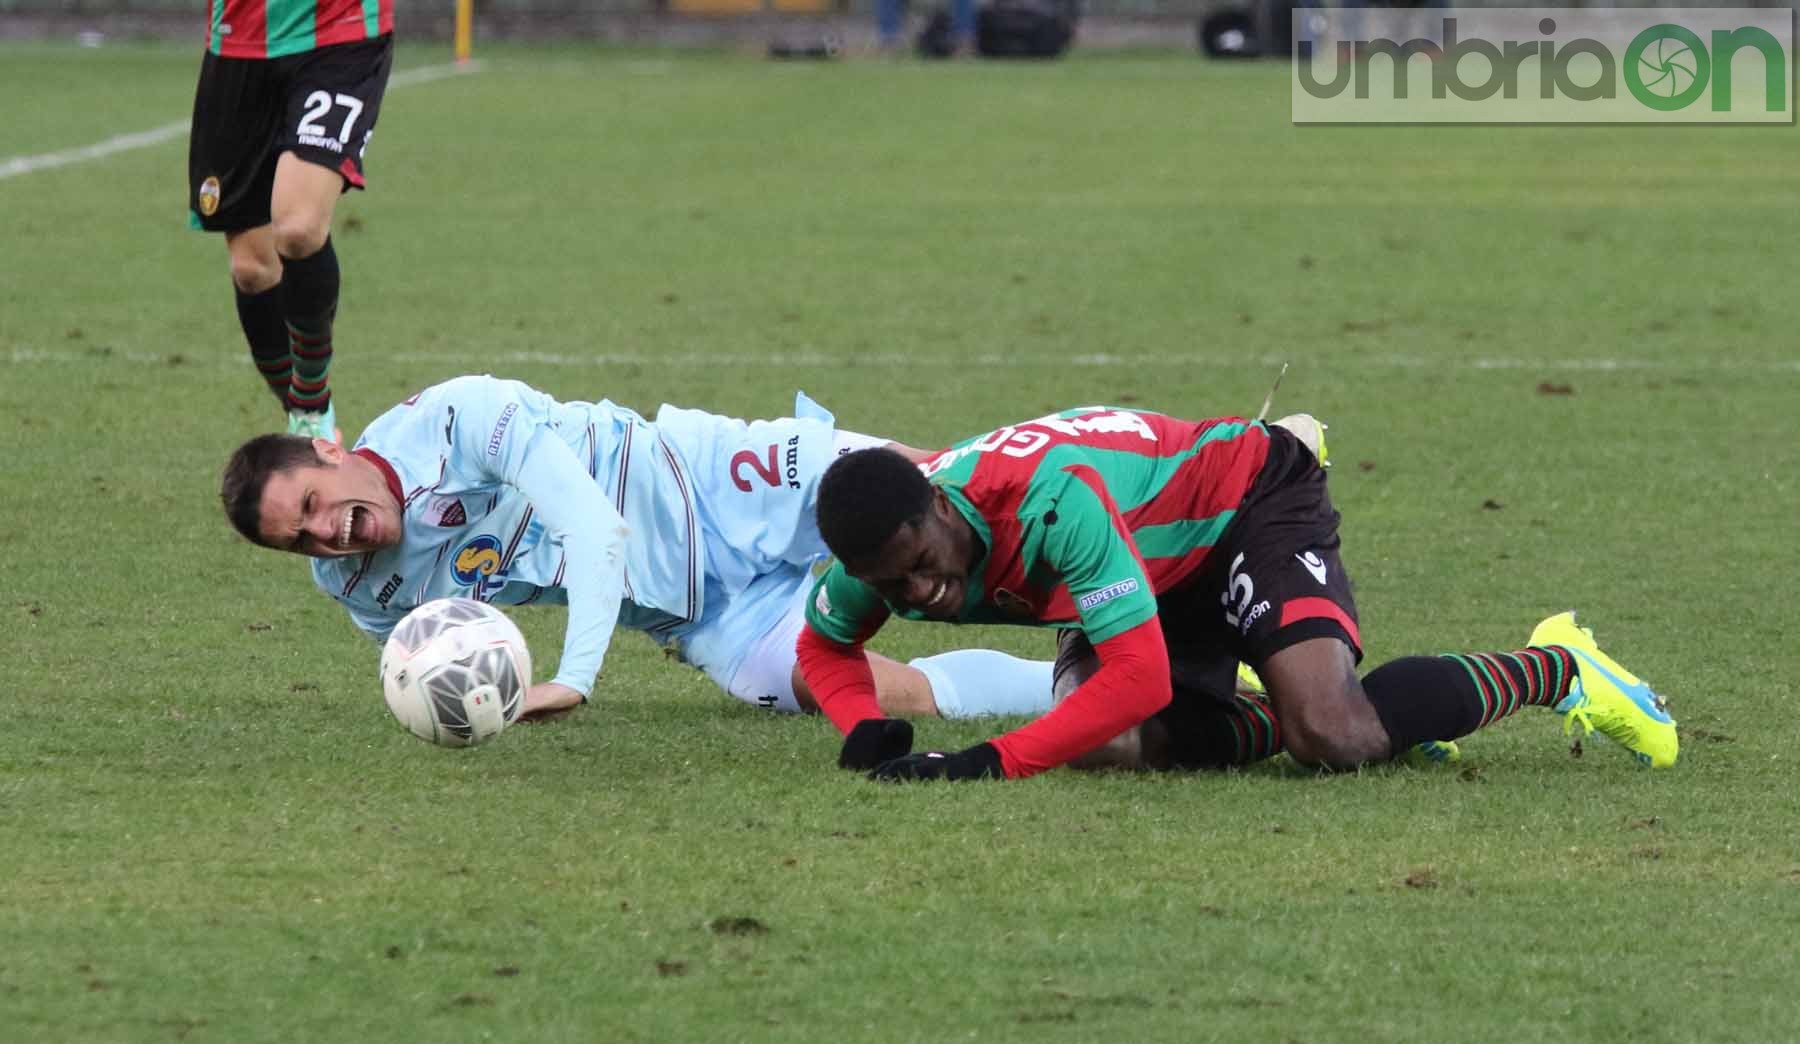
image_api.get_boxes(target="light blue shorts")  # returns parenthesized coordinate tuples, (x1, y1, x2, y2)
(662, 419, 889, 712)
(670, 564, 813, 712)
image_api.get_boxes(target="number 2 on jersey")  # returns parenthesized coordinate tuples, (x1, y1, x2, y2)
(731, 446, 781, 491)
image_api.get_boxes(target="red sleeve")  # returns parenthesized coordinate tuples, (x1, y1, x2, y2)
(987, 618, 1171, 779)
(796, 623, 886, 735)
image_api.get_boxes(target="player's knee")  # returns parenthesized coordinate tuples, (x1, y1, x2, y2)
(1282, 726, 1370, 771)
(1276, 689, 1387, 770)
(228, 251, 281, 294)
(271, 214, 330, 261)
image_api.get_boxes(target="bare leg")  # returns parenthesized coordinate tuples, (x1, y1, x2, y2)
(269, 151, 343, 258)
(226, 225, 282, 294)
(1259, 636, 1391, 769)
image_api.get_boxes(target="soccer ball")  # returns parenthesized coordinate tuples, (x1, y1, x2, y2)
(380, 598, 531, 748)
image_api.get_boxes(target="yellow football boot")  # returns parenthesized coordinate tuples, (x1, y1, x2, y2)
(1529, 612, 1677, 768)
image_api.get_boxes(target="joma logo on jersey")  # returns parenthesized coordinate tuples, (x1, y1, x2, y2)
(375, 573, 406, 609)
(1078, 579, 1140, 612)
(452, 535, 505, 587)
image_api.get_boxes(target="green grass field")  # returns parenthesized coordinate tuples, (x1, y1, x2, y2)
(3, 40, 1798, 1043)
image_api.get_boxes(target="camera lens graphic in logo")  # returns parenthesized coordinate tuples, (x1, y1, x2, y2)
(1639, 35, 1698, 97)
(1625, 25, 1710, 111)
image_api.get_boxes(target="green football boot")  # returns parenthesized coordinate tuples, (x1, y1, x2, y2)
(286, 401, 340, 444)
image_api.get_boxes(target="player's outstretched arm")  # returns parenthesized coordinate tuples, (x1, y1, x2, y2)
(504, 428, 629, 699)
(871, 618, 1173, 782)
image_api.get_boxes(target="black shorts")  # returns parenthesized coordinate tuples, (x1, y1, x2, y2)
(187, 34, 394, 232)
(1052, 424, 1360, 762)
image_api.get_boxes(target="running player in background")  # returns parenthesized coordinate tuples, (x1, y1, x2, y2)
(800, 406, 1677, 780)
(219, 376, 1053, 723)
(187, 0, 396, 441)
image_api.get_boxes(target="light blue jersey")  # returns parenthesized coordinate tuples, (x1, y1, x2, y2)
(312, 375, 843, 697)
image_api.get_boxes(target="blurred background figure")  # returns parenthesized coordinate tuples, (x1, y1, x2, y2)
(882, 0, 977, 56)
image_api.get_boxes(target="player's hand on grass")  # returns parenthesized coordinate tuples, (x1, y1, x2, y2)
(839, 718, 913, 770)
(868, 742, 1003, 782)
(518, 681, 584, 723)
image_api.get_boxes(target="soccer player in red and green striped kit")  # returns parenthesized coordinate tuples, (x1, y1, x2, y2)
(800, 406, 1678, 781)
(187, 0, 396, 442)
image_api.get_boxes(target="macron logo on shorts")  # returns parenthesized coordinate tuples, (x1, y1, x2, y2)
(1078, 579, 1139, 612)
(486, 403, 518, 457)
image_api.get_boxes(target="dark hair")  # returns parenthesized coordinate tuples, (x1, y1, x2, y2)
(220, 434, 327, 547)
(816, 448, 934, 565)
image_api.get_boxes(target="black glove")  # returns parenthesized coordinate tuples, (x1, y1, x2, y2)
(839, 718, 914, 770)
(868, 742, 1004, 782)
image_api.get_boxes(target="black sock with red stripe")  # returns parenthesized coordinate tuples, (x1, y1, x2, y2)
(1362, 646, 1579, 750)
(279, 238, 339, 414)
(235, 284, 291, 406)
(1164, 693, 1284, 769)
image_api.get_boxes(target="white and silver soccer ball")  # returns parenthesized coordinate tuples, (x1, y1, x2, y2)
(380, 598, 531, 748)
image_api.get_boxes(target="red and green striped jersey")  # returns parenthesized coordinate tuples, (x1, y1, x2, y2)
(806, 407, 1271, 647)
(208, 0, 393, 59)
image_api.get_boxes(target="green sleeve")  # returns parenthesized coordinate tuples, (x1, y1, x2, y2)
(1033, 472, 1158, 644)
(803, 561, 891, 645)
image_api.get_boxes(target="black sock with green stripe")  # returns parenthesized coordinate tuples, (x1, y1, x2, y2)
(278, 238, 339, 414)
(1164, 693, 1284, 769)
(1362, 647, 1579, 751)
(235, 284, 291, 406)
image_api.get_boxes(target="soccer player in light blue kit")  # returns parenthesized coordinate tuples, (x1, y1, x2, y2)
(219, 374, 1053, 721)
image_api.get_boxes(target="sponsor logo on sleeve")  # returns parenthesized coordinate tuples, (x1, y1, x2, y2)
(813, 585, 832, 618)
(1077, 578, 1140, 612)
(486, 403, 518, 457)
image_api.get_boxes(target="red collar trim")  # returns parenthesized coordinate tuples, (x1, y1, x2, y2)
(354, 448, 405, 508)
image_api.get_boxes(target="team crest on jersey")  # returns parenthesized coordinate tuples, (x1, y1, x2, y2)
(992, 588, 1036, 618)
(424, 496, 467, 528)
(198, 176, 221, 217)
(451, 534, 504, 587)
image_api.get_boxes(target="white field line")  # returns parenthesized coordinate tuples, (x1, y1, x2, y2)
(0, 59, 483, 182)
(7, 346, 1799, 375)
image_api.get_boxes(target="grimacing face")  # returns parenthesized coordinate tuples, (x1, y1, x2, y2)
(255, 439, 404, 558)
(845, 492, 980, 621)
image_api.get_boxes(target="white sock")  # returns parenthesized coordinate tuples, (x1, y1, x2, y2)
(909, 650, 1054, 719)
